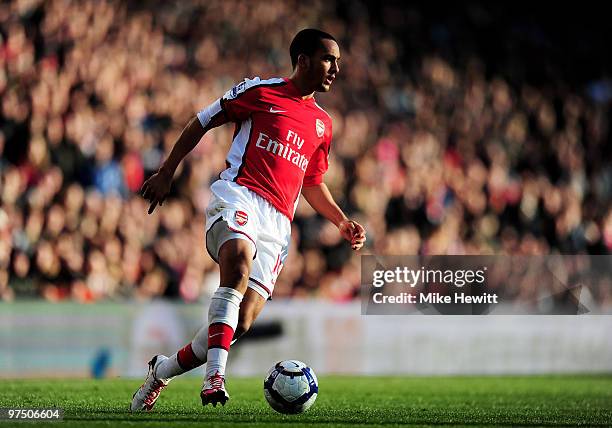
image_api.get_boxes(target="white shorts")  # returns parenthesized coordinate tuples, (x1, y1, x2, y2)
(205, 180, 291, 300)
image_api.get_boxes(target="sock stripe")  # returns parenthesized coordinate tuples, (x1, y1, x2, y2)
(207, 344, 230, 351)
(176, 343, 204, 371)
(209, 322, 230, 328)
(208, 323, 234, 351)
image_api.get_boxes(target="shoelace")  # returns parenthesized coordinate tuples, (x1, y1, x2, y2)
(207, 374, 224, 390)
(143, 379, 166, 405)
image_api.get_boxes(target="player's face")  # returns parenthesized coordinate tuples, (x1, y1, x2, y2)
(309, 39, 340, 92)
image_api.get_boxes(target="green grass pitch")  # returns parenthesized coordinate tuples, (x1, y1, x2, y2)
(1, 376, 611, 427)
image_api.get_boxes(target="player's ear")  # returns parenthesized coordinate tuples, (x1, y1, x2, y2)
(297, 53, 310, 70)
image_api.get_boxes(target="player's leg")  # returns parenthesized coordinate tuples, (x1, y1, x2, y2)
(132, 183, 259, 411)
(198, 278, 268, 407)
(150, 214, 253, 382)
(149, 317, 212, 383)
(234, 286, 268, 343)
(154, 285, 265, 377)
(131, 217, 254, 412)
(131, 240, 257, 412)
(201, 237, 253, 406)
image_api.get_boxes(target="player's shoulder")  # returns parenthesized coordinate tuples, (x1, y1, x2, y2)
(313, 100, 332, 123)
(224, 76, 286, 100)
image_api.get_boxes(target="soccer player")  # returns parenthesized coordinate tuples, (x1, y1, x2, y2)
(131, 28, 366, 411)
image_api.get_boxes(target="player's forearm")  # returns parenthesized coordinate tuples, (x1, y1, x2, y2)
(159, 116, 206, 176)
(301, 183, 348, 227)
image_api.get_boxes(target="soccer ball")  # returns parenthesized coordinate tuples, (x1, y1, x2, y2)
(263, 360, 318, 414)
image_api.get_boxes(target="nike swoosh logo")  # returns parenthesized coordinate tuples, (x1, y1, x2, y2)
(269, 107, 286, 113)
(209, 332, 224, 338)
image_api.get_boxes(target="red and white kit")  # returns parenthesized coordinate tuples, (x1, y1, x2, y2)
(198, 77, 333, 298)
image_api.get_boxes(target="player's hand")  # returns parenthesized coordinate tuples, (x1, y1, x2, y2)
(140, 168, 172, 214)
(338, 219, 366, 251)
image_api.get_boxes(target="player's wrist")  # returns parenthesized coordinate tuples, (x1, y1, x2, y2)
(336, 218, 351, 229)
(158, 164, 175, 178)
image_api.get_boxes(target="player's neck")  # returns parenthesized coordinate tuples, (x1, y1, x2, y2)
(288, 76, 315, 100)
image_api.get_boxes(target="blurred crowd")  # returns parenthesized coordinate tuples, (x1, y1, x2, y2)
(1, 0, 611, 305)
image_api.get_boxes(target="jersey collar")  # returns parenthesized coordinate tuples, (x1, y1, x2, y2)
(284, 78, 316, 103)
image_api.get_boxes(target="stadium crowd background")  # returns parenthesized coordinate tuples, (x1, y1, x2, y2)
(1, 0, 611, 304)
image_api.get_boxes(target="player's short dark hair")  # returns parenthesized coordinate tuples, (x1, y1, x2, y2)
(289, 29, 337, 69)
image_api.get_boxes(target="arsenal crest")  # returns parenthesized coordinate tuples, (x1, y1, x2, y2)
(316, 119, 325, 138)
(234, 210, 248, 226)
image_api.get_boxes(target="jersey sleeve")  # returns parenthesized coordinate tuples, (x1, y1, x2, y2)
(197, 77, 262, 129)
(303, 123, 332, 187)
(196, 98, 229, 130)
(221, 77, 263, 122)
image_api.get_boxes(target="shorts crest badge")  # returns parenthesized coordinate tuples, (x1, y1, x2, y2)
(234, 210, 248, 226)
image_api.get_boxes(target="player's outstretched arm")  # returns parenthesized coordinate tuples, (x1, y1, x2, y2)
(140, 116, 205, 214)
(301, 183, 366, 250)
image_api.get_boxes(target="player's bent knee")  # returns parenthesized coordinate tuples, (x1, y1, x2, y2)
(230, 262, 250, 283)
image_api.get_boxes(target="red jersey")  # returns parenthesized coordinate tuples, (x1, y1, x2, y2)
(197, 77, 332, 221)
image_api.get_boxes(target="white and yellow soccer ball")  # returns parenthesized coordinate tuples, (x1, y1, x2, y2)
(263, 360, 318, 414)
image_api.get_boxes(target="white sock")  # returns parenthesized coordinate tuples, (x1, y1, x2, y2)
(191, 325, 210, 361)
(156, 328, 210, 379)
(205, 286, 243, 379)
(155, 354, 182, 380)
